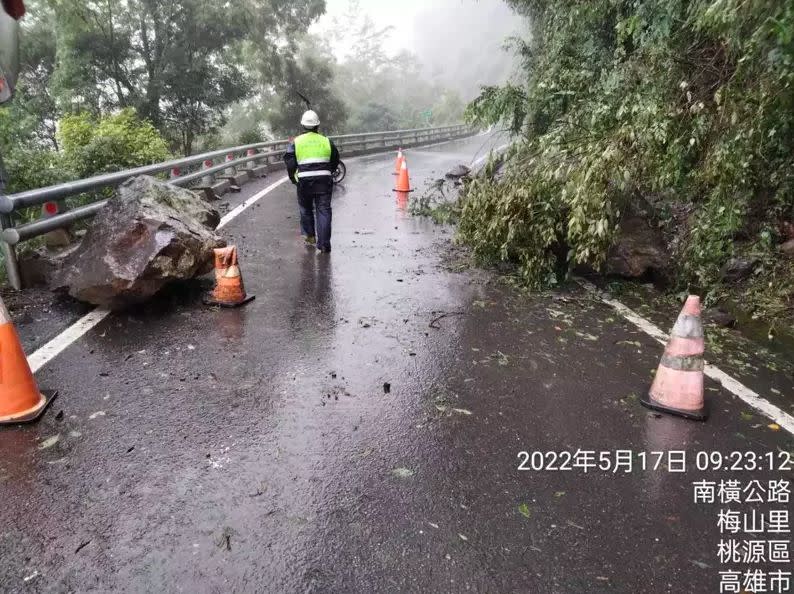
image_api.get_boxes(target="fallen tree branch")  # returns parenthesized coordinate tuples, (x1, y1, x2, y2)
(429, 311, 465, 329)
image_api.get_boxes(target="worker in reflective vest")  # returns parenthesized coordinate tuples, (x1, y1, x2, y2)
(283, 110, 340, 254)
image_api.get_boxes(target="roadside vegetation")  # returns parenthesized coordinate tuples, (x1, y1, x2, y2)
(457, 0, 794, 332)
(0, 0, 465, 196)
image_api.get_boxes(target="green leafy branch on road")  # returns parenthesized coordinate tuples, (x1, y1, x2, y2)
(457, 0, 794, 325)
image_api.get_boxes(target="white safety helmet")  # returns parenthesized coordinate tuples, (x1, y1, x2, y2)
(300, 110, 320, 128)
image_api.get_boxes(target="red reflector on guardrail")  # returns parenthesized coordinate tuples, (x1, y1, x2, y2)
(43, 202, 58, 216)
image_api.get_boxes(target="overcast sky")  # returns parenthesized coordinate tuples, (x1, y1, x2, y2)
(312, 0, 526, 99)
(314, 0, 442, 55)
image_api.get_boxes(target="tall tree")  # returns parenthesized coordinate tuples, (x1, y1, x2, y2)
(14, 0, 58, 148)
(48, 0, 325, 154)
(262, 35, 348, 136)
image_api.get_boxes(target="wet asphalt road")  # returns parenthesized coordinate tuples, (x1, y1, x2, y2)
(1, 134, 792, 593)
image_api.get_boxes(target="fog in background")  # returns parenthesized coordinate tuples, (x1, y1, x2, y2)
(314, 0, 526, 101)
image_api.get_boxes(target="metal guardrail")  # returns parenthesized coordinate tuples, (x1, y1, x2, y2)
(0, 124, 473, 289)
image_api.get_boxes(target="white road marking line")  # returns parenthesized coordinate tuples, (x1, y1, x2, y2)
(218, 176, 290, 229)
(28, 307, 111, 373)
(577, 278, 794, 435)
(25, 136, 486, 371)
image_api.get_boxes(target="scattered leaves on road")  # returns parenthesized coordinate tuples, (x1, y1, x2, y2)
(518, 503, 531, 518)
(23, 571, 39, 583)
(690, 560, 711, 569)
(215, 527, 235, 551)
(575, 331, 599, 341)
(487, 351, 510, 366)
(355, 447, 374, 459)
(392, 467, 415, 478)
(38, 435, 60, 450)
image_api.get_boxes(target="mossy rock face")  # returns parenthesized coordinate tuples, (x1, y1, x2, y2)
(52, 175, 224, 309)
(605, 216, 670, 280)
(719, 257, 760, 283)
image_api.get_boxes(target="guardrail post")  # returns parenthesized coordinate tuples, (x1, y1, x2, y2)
(0, 152, 22, 290)
(201, 159, 214, 186)
(0, 214, 21, 290)
(224, 153, 236, 176)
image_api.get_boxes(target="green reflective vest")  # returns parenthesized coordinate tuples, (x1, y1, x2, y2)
(294, 132, 332, 181)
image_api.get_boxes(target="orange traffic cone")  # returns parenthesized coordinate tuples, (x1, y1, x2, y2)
(395, 191, 410, 211)
(203, 246, 255, 308)
(0, 298, 57, 425)
(393, 158, 413, 192)
(393, 148, 404, 175)
(642, 295, 707, 421)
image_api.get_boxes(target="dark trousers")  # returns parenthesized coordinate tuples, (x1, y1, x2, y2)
(297, 185, 332, 251)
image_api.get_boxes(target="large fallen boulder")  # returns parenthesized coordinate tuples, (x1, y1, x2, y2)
(605, 216, 670, 279)
(719, 257, 759, 283)
(18, 244, 79, 288)
(445, 164, 471, 179)
(52, 175, 224, 309)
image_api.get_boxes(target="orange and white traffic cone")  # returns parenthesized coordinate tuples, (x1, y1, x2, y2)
(393, 149, 404, 176)
(393, 158, 413, 192)
(0, 297, 57, 425)
(203, 246, 255, 308)
(395, 191, 410, 211)
(642, 295, 707, 421)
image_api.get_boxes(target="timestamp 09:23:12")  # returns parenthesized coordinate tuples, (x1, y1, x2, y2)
(516, 450, 793, 473)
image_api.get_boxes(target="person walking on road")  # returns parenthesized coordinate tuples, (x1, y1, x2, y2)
(283, 110, 340, 254)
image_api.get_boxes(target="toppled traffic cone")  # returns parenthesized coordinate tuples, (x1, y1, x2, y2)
(393, 148, 404, 176)
(203, 246, 255, 308)
(393, 158, 413, 192)
(0, 298, 57, 425)
(642, 295, 707, 421)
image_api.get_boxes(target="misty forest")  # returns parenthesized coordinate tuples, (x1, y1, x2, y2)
(2, 0, 793, 329)
(2, 0, 514, 194)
